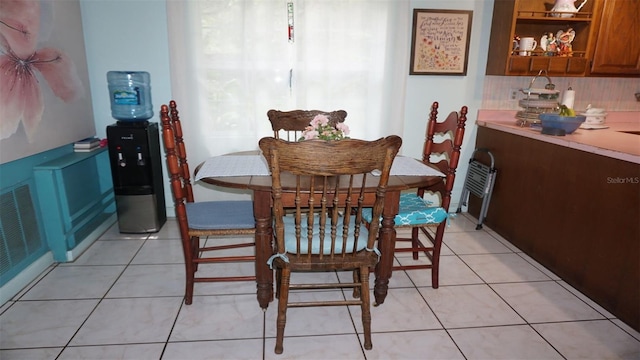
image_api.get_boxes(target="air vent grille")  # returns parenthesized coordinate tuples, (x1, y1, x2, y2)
(0, 183, 44, 282)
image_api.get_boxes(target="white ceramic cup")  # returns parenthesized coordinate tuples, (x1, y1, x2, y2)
(518, 37, 537, 56)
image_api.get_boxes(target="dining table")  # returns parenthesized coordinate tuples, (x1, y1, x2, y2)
(195, 151, 444, 309)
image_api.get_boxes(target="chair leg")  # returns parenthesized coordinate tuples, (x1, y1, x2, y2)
(359, 265, 373, 350)
(191, 236, 200, 272)
(352, 269, 361, 298)
(182, 237, 196, 305)
(184, 271, 195, 305)
(275, 267, 291, 354)
(275, 268, 282, 299)
(410, 227, 420, 260)
(431, 223, 446, 289)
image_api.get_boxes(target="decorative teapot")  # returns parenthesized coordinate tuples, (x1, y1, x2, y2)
(551, 0, 587, 18)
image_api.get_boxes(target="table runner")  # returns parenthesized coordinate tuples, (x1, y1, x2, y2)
(195, 155, 444, 180)
(195, 155, 270, 181)
(388, 156, 444, 177)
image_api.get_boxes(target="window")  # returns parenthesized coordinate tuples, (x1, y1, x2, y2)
(166, 0, 409, 154)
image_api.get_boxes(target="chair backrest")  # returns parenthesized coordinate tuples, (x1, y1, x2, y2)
(267, 109, 348, 141)
(160, 101, 195, 237)
(421, 101, 468, 212)
(259, 136, 402, 260)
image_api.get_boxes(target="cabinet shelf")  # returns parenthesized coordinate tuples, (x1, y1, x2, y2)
(486, 0, 600, 76)
(516, 11, 594, 20)
(509, 51, 587, 57)
(508, 55, 589, 75)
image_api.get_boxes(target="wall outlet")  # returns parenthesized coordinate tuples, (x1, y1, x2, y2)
(509, 88, 519, 100)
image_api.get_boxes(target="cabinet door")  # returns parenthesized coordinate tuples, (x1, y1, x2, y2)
(591, 0, 640, 75)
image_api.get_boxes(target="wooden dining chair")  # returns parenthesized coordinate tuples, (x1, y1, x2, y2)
(267, 109, 347, 141)
(160, 100, 256, 305)
(259, 135, 402, 354)
(364, 102, 468, 289)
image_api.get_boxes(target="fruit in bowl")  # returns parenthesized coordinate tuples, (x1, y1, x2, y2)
(538, 106, 585, 135)
(558, 105, 576, 117)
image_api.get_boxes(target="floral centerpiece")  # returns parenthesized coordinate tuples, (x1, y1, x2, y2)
(299, 114, 350, 141)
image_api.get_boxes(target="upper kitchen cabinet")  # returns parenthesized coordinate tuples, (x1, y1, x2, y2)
(486, 0, 599, 76)
(589, 0, 640, 75)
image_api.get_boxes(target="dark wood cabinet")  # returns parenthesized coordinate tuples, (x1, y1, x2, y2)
(590, 0, 640, 75)
(486, 0, 599, 76)
(470, 126, 640, 332)
(507, 56, 589, 75)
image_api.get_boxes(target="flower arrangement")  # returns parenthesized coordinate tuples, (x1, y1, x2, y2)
(299, 114, 350, 141)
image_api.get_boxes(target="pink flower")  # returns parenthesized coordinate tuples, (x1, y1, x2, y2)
(309, 114, 329, 128)
(299, 114, 350, 141)
(0, 0, 84, 141)
(336, 122, 350, 136)
(303, 130, 319, 140)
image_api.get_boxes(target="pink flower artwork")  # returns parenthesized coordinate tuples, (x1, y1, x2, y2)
(0, 0, 84, 141)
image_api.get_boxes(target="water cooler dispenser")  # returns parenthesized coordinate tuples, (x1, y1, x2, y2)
(106, 71, 166, 233)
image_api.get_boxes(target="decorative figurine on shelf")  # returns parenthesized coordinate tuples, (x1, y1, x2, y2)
(556, 28, 576, 56)
(540, 32, 557, 56)
(512, 35, 521, 53)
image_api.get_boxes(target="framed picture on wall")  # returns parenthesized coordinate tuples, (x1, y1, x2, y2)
(409, 9, 473, 76)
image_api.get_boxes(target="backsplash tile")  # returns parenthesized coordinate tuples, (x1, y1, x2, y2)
(482, 76, 640, 112)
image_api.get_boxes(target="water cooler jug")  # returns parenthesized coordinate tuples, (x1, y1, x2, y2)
(106, 71, 166, 233)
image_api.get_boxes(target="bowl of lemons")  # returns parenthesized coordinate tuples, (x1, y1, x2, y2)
(538, 106, 585, 135)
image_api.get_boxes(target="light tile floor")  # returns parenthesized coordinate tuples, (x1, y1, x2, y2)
(1, 213, 639, 359)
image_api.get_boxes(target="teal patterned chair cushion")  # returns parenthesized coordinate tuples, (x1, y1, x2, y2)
(362, 193, 448, 226)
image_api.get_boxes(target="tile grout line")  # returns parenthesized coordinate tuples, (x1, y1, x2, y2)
(54, 234, 151, 358)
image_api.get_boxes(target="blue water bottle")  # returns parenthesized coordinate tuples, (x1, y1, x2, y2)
(107, 71, 153, 121)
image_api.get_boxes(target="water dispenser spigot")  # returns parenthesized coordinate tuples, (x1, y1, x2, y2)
(118, 152, 126, 167)
(137, 150, 145, 166)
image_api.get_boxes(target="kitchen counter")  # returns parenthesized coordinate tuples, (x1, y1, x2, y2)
(470, 110, 640, 332)
(477, 110, 640, 164)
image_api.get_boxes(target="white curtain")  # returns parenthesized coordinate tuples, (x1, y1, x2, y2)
(165, 0, 409, 157)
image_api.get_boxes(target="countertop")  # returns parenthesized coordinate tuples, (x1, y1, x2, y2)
(477, 110, 640, 164)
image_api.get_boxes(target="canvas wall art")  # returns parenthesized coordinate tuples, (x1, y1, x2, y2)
(0, 0, 94, 164)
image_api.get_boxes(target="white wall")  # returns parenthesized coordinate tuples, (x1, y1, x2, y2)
(80, 0, 494, 213)
(403, 1, 493, 211)
(80, 0, 175, 210)
(80, 1, 172, 136)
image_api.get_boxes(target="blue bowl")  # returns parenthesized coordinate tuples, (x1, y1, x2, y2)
(538, 113, 586, 135)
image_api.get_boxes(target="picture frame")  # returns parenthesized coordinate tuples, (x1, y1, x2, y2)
(409, 9, 473, 76)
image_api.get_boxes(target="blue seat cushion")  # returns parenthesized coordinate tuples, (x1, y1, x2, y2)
(282, 214, 369, 255)
(362, 193, 448, 226)
(186, 200, 255, 230)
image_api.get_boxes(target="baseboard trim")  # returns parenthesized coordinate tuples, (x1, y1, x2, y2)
(65, 214, 117, 261)
(0, 214, 118, 306)
(0, 252, 54, 306)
